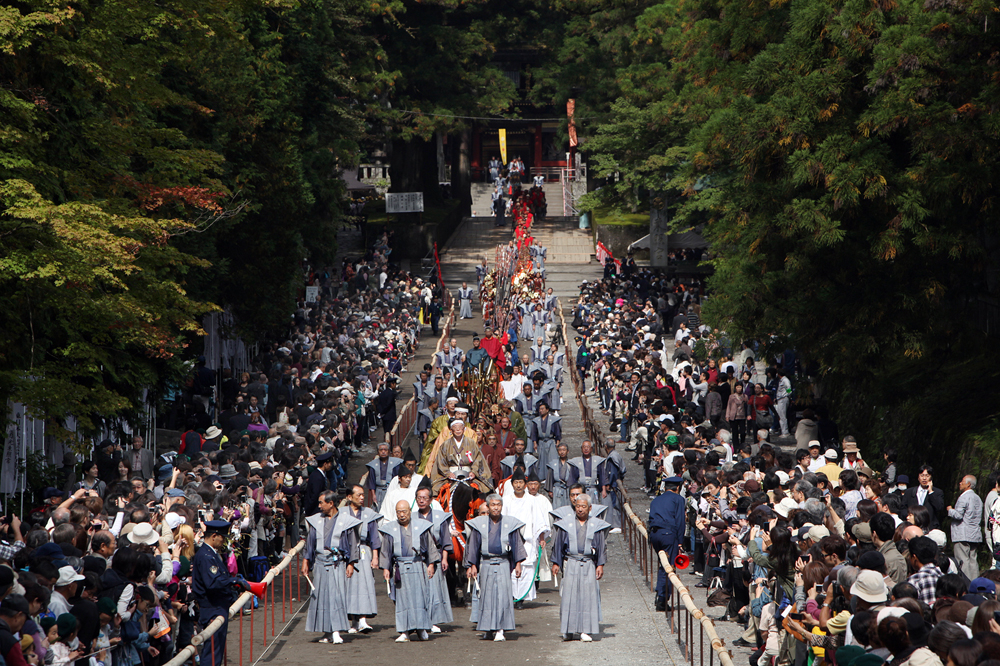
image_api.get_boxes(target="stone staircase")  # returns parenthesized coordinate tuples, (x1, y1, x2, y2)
(469, 181, 565, 218)
(531, 217, 593, 264)
(441, 215, 594, 268)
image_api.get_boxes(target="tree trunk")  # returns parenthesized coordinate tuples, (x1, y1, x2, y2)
(421, 137, 442, 205)
(650, 193, 670, 268)
(451, 129, 472, 216)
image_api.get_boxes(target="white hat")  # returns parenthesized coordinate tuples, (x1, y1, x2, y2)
(775, 497, 799, 518)
(807, 525, 831, 541)
(927, 529, 947, 549)
(851, 570, 889, 604)
(877, 607, 908, 625)
(164, 513, 186, 530)
(808, 440, 822, 449)
(128, 522, 160, 546)
(445, 396, 459, 404)
(775, 471, 790, 486)
(56, 565, 85, 587)
(205, 426, 222, 439)
(824, 449, 839, 460)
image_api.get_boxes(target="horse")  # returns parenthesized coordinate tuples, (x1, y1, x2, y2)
(436, 477, 484, 607)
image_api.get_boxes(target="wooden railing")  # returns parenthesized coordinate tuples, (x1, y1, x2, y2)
(387, 289, 455, 450)
(558, 297, 736, 666)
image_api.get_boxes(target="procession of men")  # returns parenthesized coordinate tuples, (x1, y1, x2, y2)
(302, 435, 612, 643)
(297, 272, 617, 643)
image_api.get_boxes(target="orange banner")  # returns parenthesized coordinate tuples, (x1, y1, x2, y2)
(567, 99, 578, 148)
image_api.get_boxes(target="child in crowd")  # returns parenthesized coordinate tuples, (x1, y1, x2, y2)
(48, 614, 81, 666)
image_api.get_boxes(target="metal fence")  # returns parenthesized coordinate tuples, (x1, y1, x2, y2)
(557, 299, 736, 666)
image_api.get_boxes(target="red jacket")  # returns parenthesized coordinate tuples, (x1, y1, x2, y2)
(480, 336, 503, 360)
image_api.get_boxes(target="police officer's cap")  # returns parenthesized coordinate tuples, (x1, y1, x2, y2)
(663, 476, 683, 486)
(204, 520, 231, 534)
(316, 451, 335, 463)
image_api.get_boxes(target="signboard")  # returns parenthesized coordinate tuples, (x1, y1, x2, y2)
(305, 286, 319, 303)
(499, 128, 508, 164)
(385, 192, 425, 214)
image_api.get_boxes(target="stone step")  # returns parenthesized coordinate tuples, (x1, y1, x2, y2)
(469, 181, 566, 217)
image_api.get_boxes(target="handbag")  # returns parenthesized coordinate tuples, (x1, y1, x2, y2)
(706, 576, 731, 607)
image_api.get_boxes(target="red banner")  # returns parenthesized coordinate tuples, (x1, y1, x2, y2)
(433, 242, 445, 289)
(567, 99, 578, 148)
(596, 241, 613, 265)
(595, 241, 622, 273)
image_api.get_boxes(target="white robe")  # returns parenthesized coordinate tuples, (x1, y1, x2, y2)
(378, 474, 422, 525)
(501, 375, 526, 401)
(502, 490, 550, 601)
(529, 491, 554, 583)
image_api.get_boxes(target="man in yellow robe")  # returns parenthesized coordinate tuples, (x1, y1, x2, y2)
(418, 396, 460, 473)
(430, 418, 493, 494)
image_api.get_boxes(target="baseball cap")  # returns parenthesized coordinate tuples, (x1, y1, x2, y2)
(969, 577, 997, 595)
(807, 525, 831, 541)
(0, 594, 29, 616)
(55, 566, 85, 587)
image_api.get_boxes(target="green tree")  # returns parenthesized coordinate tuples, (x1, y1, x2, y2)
(581, 0, 1000, 481)
(0, 0, 383, 435)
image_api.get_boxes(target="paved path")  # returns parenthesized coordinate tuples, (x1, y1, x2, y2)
(248, 216, 741, 665)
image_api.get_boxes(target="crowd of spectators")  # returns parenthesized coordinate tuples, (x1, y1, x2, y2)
(0, 227, 448, 666)
(573, 264, 1000, 666)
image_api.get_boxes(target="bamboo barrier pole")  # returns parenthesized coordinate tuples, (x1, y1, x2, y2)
(388, 289, 455, 448)
(620, 503, 736, 666)
(162, 539, 307, 666)
(563, 290, 734, 666)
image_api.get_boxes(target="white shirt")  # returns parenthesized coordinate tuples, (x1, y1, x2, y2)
(841, 456, 865, 470)
(777, 376, 792, 400)
(49, 590, 71, 617)
(501, 375, 525, 401)
(664, 451, 684, 475)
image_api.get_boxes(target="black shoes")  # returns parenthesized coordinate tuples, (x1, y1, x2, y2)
(733, 638, 756, 648)
(654, 596, 666, 612)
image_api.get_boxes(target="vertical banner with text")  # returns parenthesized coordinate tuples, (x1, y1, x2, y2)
(499, 129, 507, 165)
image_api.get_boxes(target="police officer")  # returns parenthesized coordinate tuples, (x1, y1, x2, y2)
(574, 336, 590, 391)
(192, 520, 251, 666)
(648, 476, 686, 612)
